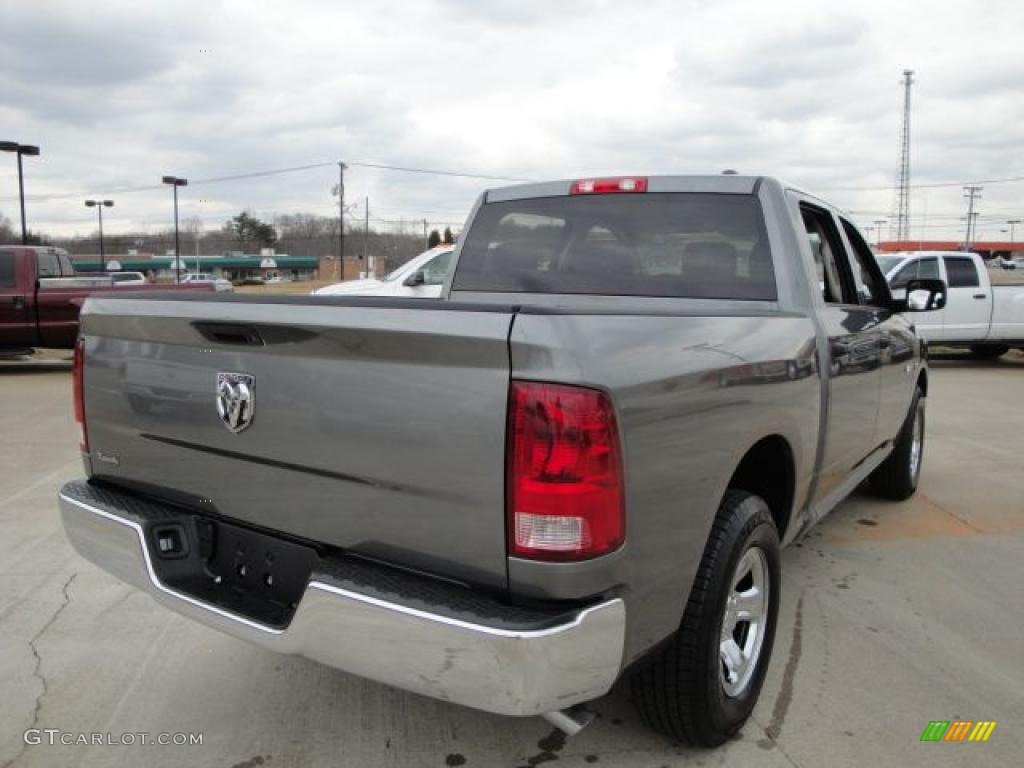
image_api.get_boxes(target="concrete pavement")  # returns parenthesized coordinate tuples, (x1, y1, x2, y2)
(1, 352, 1022, 767)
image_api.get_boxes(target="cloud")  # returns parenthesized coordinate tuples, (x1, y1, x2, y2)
(0, 0, 1022, 240)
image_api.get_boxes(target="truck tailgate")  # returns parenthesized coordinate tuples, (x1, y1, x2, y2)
(80, 296, 515, 590)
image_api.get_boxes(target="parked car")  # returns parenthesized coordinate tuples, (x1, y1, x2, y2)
(313, 245, 455, 297)
(878, 250, 1024, 357)
(109, 271, 148, 286)
(59, 175, 939, 745)
(181, 272, 234, 292)
(0, 245, 213, 354)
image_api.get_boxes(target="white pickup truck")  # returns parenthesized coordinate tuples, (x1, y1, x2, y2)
(878, 251, 1024, 356)
(313, 245, 455, 298)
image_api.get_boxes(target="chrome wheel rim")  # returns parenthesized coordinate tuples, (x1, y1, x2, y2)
(719, 546, 770, 698)
(909, 402, 923, 482)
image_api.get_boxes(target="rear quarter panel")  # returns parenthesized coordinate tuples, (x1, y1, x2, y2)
(508, 310, 820, 663)
(989, 284, 1024, 341)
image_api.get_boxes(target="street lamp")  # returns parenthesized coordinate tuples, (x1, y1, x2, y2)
(162, 176, 187, 282)
(872, 219, 887, 249)
(1, 141, 41, 245)
(1007, 219, 1021, 244)
(84, 200, 114, 260)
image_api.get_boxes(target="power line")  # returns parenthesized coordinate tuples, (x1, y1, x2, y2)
(0, 159, 533, 204)
(820, 174, 1024, 192)
(345, 160, 530, 183)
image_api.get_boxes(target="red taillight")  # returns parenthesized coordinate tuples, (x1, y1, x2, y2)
(507, 381, 624, 561)
(569, 176, 648, 195)
(73, 337, 88, 453)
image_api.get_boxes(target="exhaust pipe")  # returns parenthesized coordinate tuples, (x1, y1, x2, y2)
(542, 705, 595, 736)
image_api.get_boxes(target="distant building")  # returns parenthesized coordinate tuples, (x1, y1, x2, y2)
(71, 252, 320, 282)
(879, 241, 1023, 260)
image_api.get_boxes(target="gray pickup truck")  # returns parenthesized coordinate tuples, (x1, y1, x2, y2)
(58, 175, 944, 745)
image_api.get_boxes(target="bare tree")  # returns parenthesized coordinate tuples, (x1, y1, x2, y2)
(0, 211, 15, 245)
(183, 216, 204, 256)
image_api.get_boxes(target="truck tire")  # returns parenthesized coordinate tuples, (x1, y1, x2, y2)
(631, 490, 781, 746)
(969, 345, 1009, 359)
(870, 386, 924, 500)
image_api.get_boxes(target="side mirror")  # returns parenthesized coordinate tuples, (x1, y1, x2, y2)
(895, 278, 947, 312)
(403, 271, 425, 287)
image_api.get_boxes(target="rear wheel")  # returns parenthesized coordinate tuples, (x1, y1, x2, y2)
(969, 345, 1009, 359)
(631, 491, 781, 746)
(871, 386, 924, 500)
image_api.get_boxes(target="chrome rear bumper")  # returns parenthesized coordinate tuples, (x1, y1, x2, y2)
(58, 480, 625, 717)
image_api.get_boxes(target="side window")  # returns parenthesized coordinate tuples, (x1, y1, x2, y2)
(800, 205, 856, 304)
(840, 219, 887, 306)
(891, 257, 939, 288)
(0, 253, 15, 288)
(421, 250, 454, 285)
(891, 261, 918, 289)
(36, 251, 60, 278)
(57, 252, 75, 276)
(919, 257, 940, 279)
(943, 257, 979, 288)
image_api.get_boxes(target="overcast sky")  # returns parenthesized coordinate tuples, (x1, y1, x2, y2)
(1, 0, 1022, 241)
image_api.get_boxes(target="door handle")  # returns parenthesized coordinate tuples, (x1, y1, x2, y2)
(12, 296, 25, 310)
(973, 293, 986, 299)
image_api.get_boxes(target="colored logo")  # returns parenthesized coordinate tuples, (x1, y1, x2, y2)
(920, 720, 996, 742)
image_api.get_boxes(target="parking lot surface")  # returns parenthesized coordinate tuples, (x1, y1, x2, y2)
(2, 352, 1022, 768)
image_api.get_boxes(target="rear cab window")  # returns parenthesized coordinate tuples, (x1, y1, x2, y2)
(0, 252, 15, 288)
(942, 256, 980, 288)
(452, 193, 776, 300)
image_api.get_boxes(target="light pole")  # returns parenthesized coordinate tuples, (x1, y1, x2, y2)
(337, 162, 346, 281)
(1007, 219, 1021, 244)
(873, 219, 887, 249)
(84, 200, 114, 261)
(1, 141, 41, 244)
(162, 176, 187, 282)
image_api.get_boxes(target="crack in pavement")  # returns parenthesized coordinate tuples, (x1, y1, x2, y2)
(2, 571, 77, 768)
(751, 713, 804, 768)
(918, 491, 984, 534)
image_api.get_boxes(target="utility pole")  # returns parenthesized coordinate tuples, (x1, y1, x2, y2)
(892, 69, 914, 241)
(423, 219, 428, 249)
(963, 185, 982, 251)
(1007, 219, 1021, 243)
(337, 162, 346, 281)
(873, 219, 887, 249)
(363, 196, 369, 264)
